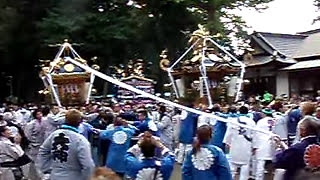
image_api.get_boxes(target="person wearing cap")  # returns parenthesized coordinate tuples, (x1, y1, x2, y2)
(263, 91, 273, 104)
(254, 108, 277, 180)
(38, 109, 95, 180)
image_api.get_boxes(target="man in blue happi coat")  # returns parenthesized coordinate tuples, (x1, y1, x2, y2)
(287, 106, 302, 145)
(88, 111, 114, 166)
(176, 105, 199, 164)
(125, 132, 175, 180)
(133, 109, 159, 136)
(210, 104, 228, 151)
(100, 116, 136, 176)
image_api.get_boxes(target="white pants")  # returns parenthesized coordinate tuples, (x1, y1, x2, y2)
(230, 163, 249, 180)
(256, 160, 266, 180)
(273, 169, 286, 180)
(176, 143, 192, 164)
(250, 154, 257, 178)
(256, 159, 275, 180)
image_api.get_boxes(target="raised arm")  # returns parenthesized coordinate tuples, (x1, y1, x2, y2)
(157, 116, 171, 130)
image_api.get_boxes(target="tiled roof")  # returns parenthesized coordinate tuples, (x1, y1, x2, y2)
(245, 55, 270, 67)
(297, 28, 320, 35)
(293, 32, 320, 59)
(257, 32, 306, 58)
(282, 59, 320, 70)
(245, 55, 296, 67)
(246, 29, 320, 70)
(246, 32, 303, 67)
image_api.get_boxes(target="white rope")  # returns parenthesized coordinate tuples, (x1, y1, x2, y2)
(86, 73, 96, 104)
(66, 57, 274, 136)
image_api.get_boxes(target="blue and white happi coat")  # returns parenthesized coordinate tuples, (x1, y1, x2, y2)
(125, 144, 175, 180)
(100, 126, 136, 173)
(182, 144, 232, 180)
(134, 118, 159, 136)
(179, 111, 199, 144)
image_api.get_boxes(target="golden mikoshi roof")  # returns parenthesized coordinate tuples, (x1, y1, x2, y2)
(39, 40, 91, 79)
(159, 24, 240, 76)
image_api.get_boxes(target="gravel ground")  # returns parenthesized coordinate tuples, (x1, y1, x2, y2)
(170, 163, 182, 180)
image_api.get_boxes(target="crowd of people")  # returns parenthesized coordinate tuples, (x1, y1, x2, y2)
(0, 94, 319, 180)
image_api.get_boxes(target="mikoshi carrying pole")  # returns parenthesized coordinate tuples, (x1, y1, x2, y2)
(46, 74, 62, 107)
(207, 38, 246, 102)
(200, 38, 213, 107)
(167, 38, 201, 98)
(86, 73, 96, 104)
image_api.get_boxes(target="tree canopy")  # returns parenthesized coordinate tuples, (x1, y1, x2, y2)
(0, 0, 274, 102)
(314, 0, 320, 22)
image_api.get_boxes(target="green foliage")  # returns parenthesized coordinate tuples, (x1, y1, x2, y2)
(314, 0, 320, 22)
(0, 2, 19, 57)
(0, 0, 274, 101)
